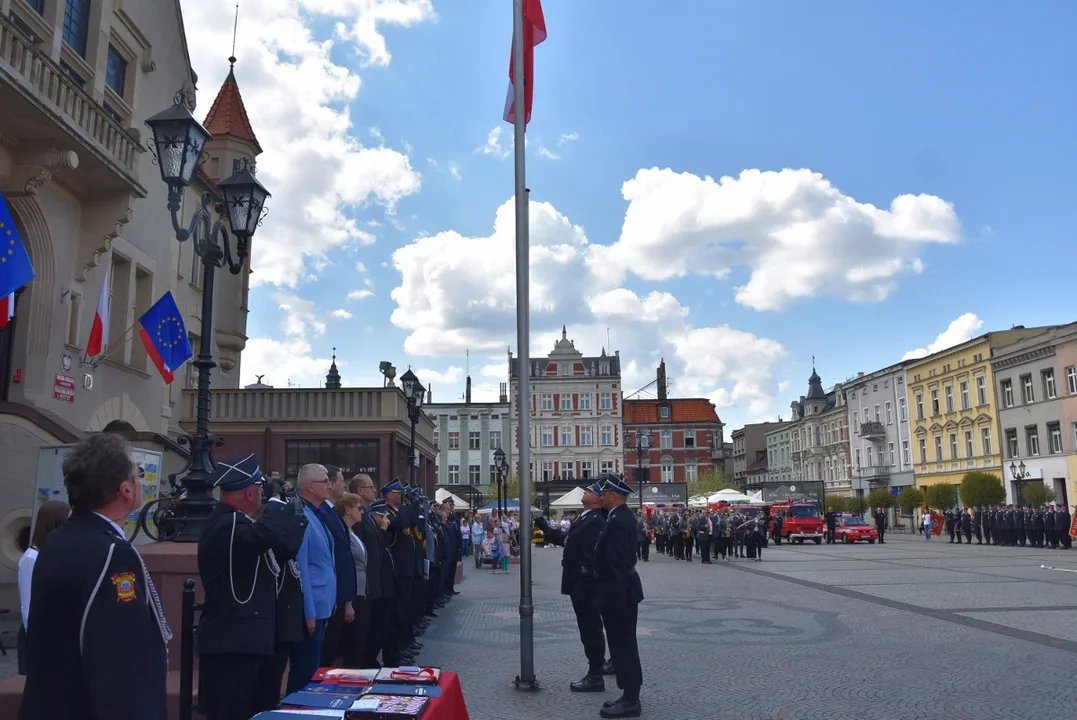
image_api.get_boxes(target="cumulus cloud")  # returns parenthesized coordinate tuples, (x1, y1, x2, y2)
(538, 147, 560, 160)
(182, 0, 427, 288)
(599, 167, 962, 311)
(348, 289, 374, 301)
(330, 309, 353, 319)
(902, 313, 984, 361)
(416, 366, 465, 385)
(448, 163, 463, 181)
(241, 337, 335, 388)
(558, 132, 579, 144)
(474, 127, 510, 159)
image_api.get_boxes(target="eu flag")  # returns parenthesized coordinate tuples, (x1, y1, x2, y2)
(137, 291, 192, 384)
(0, 191, 35, 298)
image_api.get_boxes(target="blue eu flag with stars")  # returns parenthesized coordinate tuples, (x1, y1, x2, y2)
(0, 191, 35, 298)
(137, 291, 192, 384)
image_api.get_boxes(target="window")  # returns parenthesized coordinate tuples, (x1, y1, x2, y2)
(600, 460, 615, 474)
(600, 426, 612, 445)
(878, 447, 885, 466)
(468, 431, 481, 450)
(599, 362, 610, 375)
(888, 442, 895, 466)
(599, 393, 612, 410)
(579, 393, 591, 411)
(25, 0, 44, 15)
(468, 465, 481, 484)
(63, 0, 91, 57)
(660, 430, 672, 449)
(661, 465, 674, 483)
(490, 430, 502, 449)
(448, 465, 460, 484)
(1022, 375, 1034, 404)
(949, 433, 958, 460)
(874, 404, 880, 421)
(1043, 369, 1057, 399)
(541, 461, 554, 481)
(1001, 380, 1014, 407)
(934, 436, 943, 462)
(965, 431, 974, 458)
(855, 448, 861, 467)
(902, 440, 911, 465)
(1067, 366, 1077, 395)
(852, 411, 858, 433)
(1006, 429, 1018, 458)
(541, 394, 553, 411)
(105, 46, 127, 97)
(930, 389, 940, 416)
(976, 376, 987, 405)
(945, 385, 954, 413)
(960, 381, 969, 410)
(885, 402, 892, 425)
(580, 426, 592, 446)
(919, 439, 928, 464)
(448, 431, 460, 450)
(899, 397, 907, 421)
(559, 362, 570, 376)
(564, 465, 576, 480)
(684, 430, 696, 448)
(660, 405, 670, 418)
(560, 393, 572, 411)
(684, 462, 698, 481)
(1048, 422, 1062, 454)
(560, 428, 572, 446)
(541, 428, 553, 446)
(981, 428, 992, 456)
(1027, 427, 1040, 456)
(915, 393, 924, 420)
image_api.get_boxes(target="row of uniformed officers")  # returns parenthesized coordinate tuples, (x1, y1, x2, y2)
(941, 504, 1073, 548)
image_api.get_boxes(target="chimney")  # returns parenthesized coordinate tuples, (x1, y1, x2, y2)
(657, 359, 667, 402)
(465, 376, 472, 404)
(427, 385, 432, 403)
(499, 382, 508, 403)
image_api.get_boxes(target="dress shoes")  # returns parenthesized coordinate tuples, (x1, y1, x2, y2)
(599, 698, 641, 718)
(569, 674, 604, 693)
(602, 694, 624, 709)
(601, 660, 616, 675)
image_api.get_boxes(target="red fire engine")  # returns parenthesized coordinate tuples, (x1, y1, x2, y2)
(770, 500, 824, 544)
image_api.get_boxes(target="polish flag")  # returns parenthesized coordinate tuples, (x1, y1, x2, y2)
(503, 0, 547, 126)
(0, 293, 12, 329)
(86, 269, 109, 357)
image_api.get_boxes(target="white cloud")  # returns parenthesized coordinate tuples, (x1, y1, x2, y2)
(474, 127, 510, 159)
(538, 147, 560, 160)
(240, 337, 335, 388)
(415, 366, 464, 385)
(355, 261, 368, 273)
(902, 313, 984, 361)
(348, 289, 374, 300)
(448, 163, 463, 181)
(601, 167, 962, 311)
(274, 292, 327, 337)
(558, 132, 579, 144)
(481, 363, 507, 380)
(330, 309, 353, 319)
(183, 0, 428, 288)
(369, 126, 385, 143)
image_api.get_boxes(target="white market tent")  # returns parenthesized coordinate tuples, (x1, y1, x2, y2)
(687, 494, 710, 508)
(551, 486, 585, 509)
(707, 488, 755, 504)
(435, 488, 471, 510)
(476, 499, 541, 515)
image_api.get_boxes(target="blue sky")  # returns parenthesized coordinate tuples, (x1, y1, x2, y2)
(184, 0, 1075, 431)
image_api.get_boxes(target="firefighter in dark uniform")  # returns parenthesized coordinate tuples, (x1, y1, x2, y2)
(1045, 505, 1058, 549)
(197, 455, 307, 719)
(1032, 506, 1046, 548)
(945, 509, 956, 543)
(21, 433, 170, 720)
(972, 506, 983, 544)
(1024, 505, 1035, 548)
(983, 505, 994, 545)
(1014, 503, 1026, 547)
(961, 507, 973, 544)
(594, 474, 644, 718)
(383, 479, 416, 665)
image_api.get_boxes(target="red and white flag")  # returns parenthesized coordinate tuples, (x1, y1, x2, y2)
(503, 0, 547, 126)
(86, 269, 109, 357)
(0, 293, 13, 329)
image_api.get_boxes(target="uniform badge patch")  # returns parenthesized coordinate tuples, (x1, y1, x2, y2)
(112, 571, 137, 603)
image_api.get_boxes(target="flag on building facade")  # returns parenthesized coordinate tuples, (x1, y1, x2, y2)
(137, 291, 192, 384)
(503, 0, 547, 126)
(0, 192, 35, 299)
(85, 269, 110, 357)
(0, 293, 13, 329)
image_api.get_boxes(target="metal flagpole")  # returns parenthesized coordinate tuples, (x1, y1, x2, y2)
(512, 0, 538, 692)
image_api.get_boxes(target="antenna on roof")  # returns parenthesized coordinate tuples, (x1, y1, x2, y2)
(229, 2, 239, 67)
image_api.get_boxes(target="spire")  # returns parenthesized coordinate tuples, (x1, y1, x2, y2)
(325, 347, 341, 389)
(202, 56, 262, 154)
(807, 359, 824, 400)
(561, 325, 567, 339)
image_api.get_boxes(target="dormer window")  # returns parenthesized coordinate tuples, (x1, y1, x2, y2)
(559, 362, 570, 376)
(659, 405, 670, 419)
(599, 362, 609, 375)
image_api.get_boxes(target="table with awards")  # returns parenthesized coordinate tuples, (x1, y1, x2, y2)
(250, 666, 470, 720)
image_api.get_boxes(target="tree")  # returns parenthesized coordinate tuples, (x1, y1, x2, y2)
(845, 495, 868, 515)
(1021, 482, 1055, 507)
(687, 469, 740, 499)
(866, 489, 895, 511)
(960, 471, 1006, 507)
(825, 496, 846, 513)
(924, 483, 958, 511)
(898, 487, 925, 531)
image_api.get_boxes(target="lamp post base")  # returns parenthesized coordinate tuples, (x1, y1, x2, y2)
(166, 494, 218, 542)
(512, 675, 540, 692)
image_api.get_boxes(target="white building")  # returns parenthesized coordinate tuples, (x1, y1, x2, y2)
(765, 425, 793, 485)
(844, 363, 915, 498)
(509, 327, 624, 484)
(427, 378, 512, 492)
(789, 367, 851, 495)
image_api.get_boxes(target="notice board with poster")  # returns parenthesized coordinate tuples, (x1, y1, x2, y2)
(32, 444, 162, 546)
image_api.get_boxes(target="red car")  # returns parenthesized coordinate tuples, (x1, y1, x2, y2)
(835, 515, 879, 544)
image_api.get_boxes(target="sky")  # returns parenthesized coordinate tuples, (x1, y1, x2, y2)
(182, 0, 1076, 431)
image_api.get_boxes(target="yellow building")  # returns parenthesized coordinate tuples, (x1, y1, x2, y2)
(907, 328, 1051, 495)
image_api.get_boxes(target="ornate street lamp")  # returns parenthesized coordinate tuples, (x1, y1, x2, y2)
(635, 430, 652, 511)
(494, 446, 508, 524)
(398, 369, 426, 489)
(143, 93, 271, 541)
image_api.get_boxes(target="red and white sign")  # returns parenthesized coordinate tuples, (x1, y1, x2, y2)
(53, 373, 75, 402)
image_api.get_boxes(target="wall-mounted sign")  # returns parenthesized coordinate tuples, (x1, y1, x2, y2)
(53, 373, 75, 402)
(61, 351, 73, 374)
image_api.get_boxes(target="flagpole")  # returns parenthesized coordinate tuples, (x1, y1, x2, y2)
(512, 0, 538, 693)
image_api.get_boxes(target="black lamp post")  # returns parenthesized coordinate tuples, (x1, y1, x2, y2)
(494, 446, 508, 524)
(399, 369, 426, 490)
(635, 430, 652, 511)
(144, 93, 270, 541)
(1010, 461, 1030, 504)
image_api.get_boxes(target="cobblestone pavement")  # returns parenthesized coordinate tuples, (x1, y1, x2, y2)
(418, 537, 1077, 720)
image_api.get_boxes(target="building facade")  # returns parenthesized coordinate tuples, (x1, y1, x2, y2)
(844, 364, 915, 497)
(789, 368, 851, 496)
(732, 421, 785, 488)
(765, 425, 793, 485)
(992, 323, 1077, 506)
(509, 327, 624, 497)
(623, 361, 724, 485)
(427, 378, 511, 506)
(906, 328, 1047, 497)
(0, 0, 252, 575)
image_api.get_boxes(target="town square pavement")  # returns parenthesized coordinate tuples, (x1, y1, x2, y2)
(418, 532, 1077, 720)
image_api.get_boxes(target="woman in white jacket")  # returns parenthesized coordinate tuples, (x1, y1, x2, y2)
(471, 516, 485, 568)
(922, 507, 934, 540)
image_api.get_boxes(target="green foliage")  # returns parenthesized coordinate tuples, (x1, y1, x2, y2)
(959, 471, 1006, 507)
(502, 474, 536, 505)
(825, 496, 846, 513)
(866, 489, 895, 511)
(845, 495, 868, 515)
(687, 469, 740, 498)
(924, 483, 958, 510)
(1020, 482, 1056, 507)
(897, 487, 925, 514)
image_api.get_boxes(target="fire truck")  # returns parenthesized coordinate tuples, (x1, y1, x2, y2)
(770, 500, 824, 544)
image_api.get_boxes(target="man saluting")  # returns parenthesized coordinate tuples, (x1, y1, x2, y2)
(594, 474, 644, 719)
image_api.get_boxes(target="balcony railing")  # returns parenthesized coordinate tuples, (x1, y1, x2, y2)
(857, 465, 891, 482)
(0, 15, 142, 179)
(859, 421, 885, 439)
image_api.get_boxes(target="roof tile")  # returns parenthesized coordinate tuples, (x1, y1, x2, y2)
(623, 399, 721, 425)
(202, 65, 262, 154)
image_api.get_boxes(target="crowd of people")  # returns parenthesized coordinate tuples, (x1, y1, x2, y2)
(646, 507, 771, 562)
(921, 504, 1073, 548)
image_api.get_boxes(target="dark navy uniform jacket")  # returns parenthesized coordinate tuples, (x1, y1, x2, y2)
(561, 509, 605, 596)
(593, 505, 644, 609)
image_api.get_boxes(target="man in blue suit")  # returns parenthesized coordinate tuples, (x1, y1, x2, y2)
(288, 463, 337, 693)
(319, 466, 358, 666)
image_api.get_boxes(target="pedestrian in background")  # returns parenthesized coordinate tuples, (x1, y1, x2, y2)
(17, 501, 70, 676)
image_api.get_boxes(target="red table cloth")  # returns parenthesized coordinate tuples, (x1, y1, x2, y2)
(305, 669, 469, 720)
